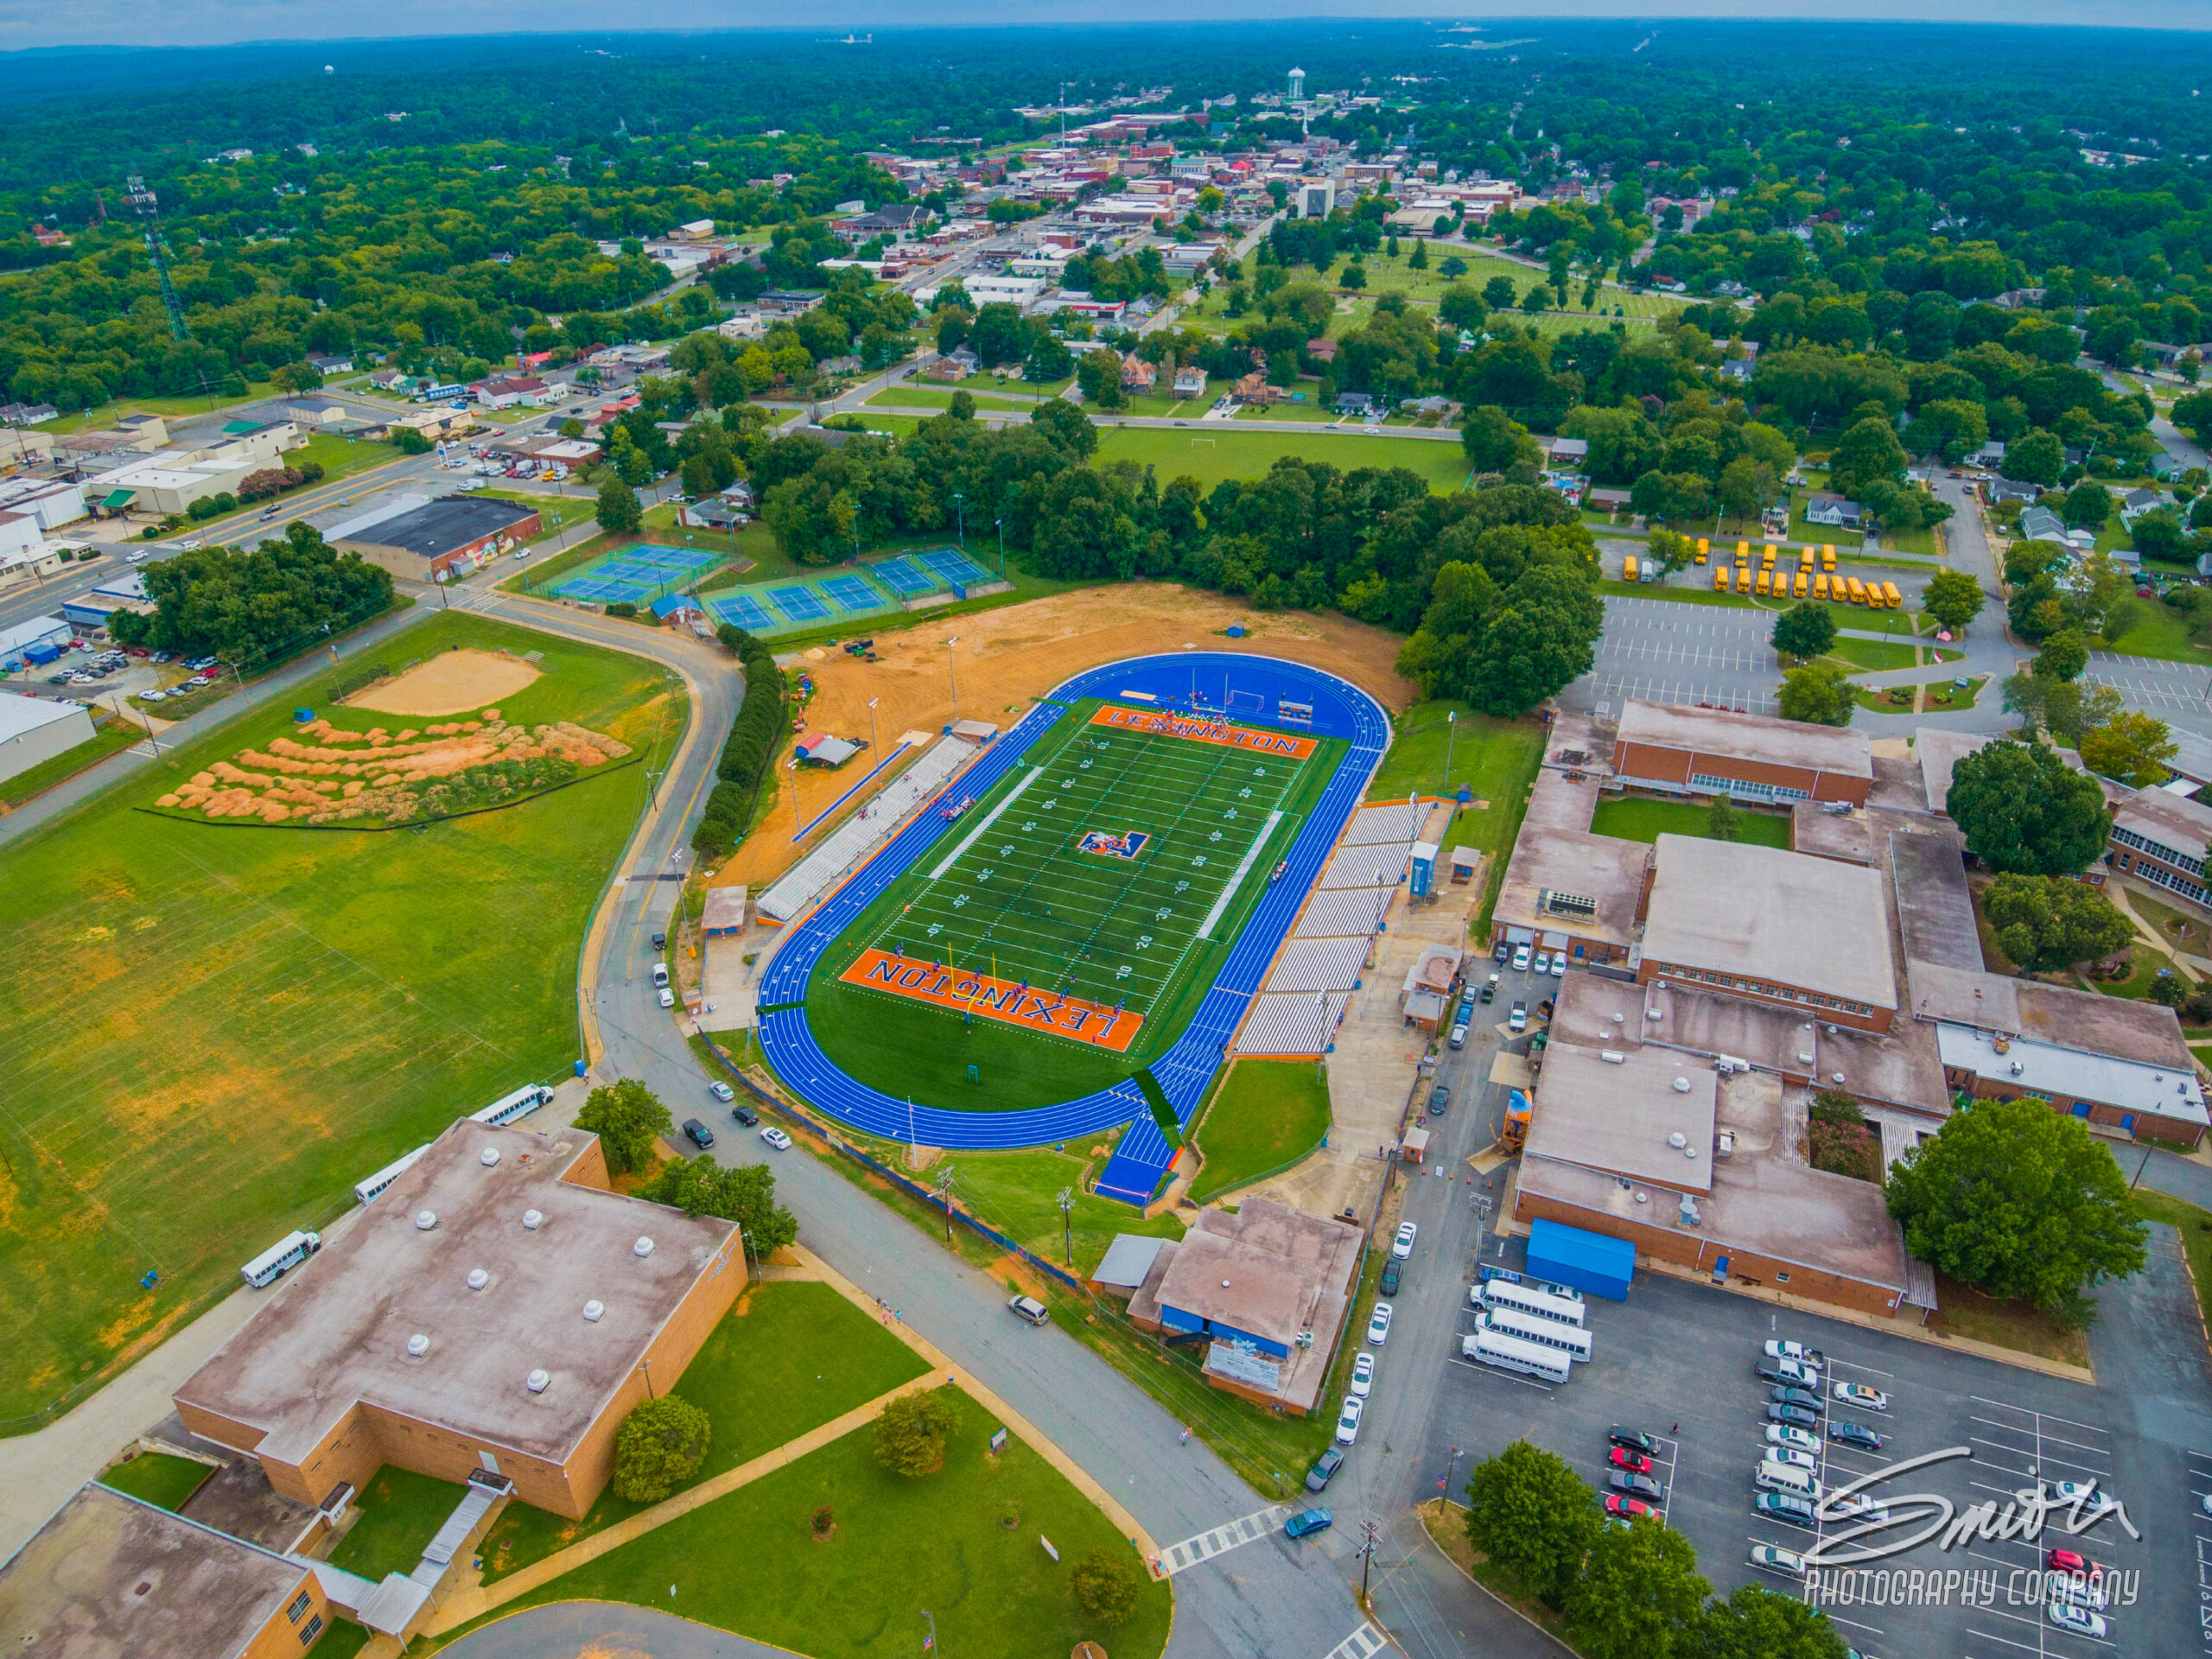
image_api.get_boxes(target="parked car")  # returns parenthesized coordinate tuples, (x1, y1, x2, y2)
(1351, 1351, 1375, 1397)
(730, 1103, 760, 1128)
(1509, 1001, 1529, 1033)
(1749, 1545, 1807, 1579)
(2048, 1548, 2102, 1578)
(1285, 1508, 1332, 1540)
(1755, 1493, 1818, 1530)
(652, 931, 667, 950)
(1829, 1421, 1885, 1452)
(1757, 1359, 1821, 1389)
(1608, 1471, 1665, 1502)
(1769, 1385, 1821, 1411)
(759, 1126, 792, 1150)
(1511, 944, 1530, 971)
(1607, 1447, 1654, 1475)
(709, 1081, 735, 1103)
(2046, 1603, 2106, 1638)
(1306, 1448, 1344, 1492)
(1007, 1294, 1049, 1326)
(1378, 1259, 1401, 1296)
(1335, 1396, 1364, 1445)
(1834, 1382, 1889, 1413)
(1609, 1427, 1659, 1456)
(1493, 938, 1510, 963)
(658, 987, 676, 1008)
(1827, 1492, 1891, 1523)
(1427, 1085, 1448, 1115)
(681, 1118, 715, 1149)
(1550, 953, 1566, 977)
(1765, 1426, 1819, 1456)
(1765, 1446, 1817, 1474)
(1480, 975, 1497, 1003)
(1366, 1302, 1393, 1345)
(1532, 950, 1551, 975)
(1603, 1494, 1656, 1522)
(136, 689, 167, 703)
(2048, 1479, 2097, 1506)
(1764, 1339, 1825, 1366)
(1392, 1222, 1418, 1260)
(1447, 1021, 1469, 1050)
(1767, 1403, 1820, 1431)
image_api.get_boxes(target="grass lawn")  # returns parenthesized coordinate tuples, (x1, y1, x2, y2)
(1188, 1060, 1332, 1204)
(2130, 1190, 2212, 1335)
(1926, 1275, 2091, 1368)
(99, 1452, 213, 1510)
(907, 1139, 1184, 1277)
(1366, 702, 1546, 939)
(329, 1466, 467, 1583)
(1825, 638, 1959, 673)
(313, 1623, 372, 1659)
(495, 488, 595, 538)
(0, 611, 683, 1429)
(1588, 795, 1791, 849)
(442, 1387, 1169, 1659)
(2103, 598, 2212, 664)
(866, 386, 1034, 413)
(1094, 424, 1473, 493)
(479, 1281, 931, 1580)
(294, 432, 404, 484)
(2121, 887, 2212, 957)
(0, 715, 140, 809)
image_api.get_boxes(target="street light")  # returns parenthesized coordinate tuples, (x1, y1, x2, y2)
(1442, 709, 1457, 796)
(1057, 1186, 1074, 1265)
(994, 516, 1005, 575)
(867, 695, 880, 757)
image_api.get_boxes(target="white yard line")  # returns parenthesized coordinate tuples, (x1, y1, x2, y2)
(926, 766, 1040, 880)
(1197, 810, 1283, 939)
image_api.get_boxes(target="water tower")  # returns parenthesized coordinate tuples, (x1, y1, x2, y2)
(1287, 67, 1306, 103)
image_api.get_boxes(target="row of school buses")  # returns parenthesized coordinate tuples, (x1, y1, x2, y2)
(1618, 536, 1905, 609)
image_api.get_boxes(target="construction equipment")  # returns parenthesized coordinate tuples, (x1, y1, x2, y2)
(1501, 1089, 1533, 1154)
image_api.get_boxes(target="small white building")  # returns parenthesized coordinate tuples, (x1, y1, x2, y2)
(0, 693, 94, 785)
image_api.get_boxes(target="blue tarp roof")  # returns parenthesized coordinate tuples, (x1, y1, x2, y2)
(1529, 1218, 1636, 1281)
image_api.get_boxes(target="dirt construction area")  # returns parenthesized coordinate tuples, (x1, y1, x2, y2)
(346, 647, 543, 715)
(712, 584, 1418, 893)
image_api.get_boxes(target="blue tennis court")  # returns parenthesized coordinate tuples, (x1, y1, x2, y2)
(821, 574, 885, 613)
(920, 548, 993, 587)
(869, 556, 937, 597)
(771, 584, 831, 623)
(550, 543, 721, 603)
(705, 591, 777, 632)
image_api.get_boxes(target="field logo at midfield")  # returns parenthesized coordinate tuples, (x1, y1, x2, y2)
(1077, 829, 1149, 859)
(1089, 703, 1318, 760)
(838, 948, 1145, 1052)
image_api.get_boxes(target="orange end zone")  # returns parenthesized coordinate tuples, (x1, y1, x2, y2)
(838, 948, 1146, 1052)
(1089, 703, 1318, 760)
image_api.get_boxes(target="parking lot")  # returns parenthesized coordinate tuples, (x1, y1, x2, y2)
(18, 639, 223, 725)
(2085, 652, 2212, 719)
(1421, 1234, 2209, 1659)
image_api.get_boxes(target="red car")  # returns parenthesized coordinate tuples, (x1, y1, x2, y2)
(2047, 1548, 2102, 1579)
(1608, 1447, 1654, 1475)
(1604, 1494, 1656, 1521)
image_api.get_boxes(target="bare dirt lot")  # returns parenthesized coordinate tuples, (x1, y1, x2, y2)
(346, 647, 543, 716)
(714, 584, 1417, 892)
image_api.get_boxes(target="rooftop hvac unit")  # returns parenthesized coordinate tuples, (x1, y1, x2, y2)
(1601, 1050, 1626, 1065)
(1798, 1051, 1815, 1065)
(1679, 1194, 1702, 1227)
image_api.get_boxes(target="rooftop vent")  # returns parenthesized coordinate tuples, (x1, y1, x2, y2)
(1633, 1189, 1648, 1205)
(466, 1268, 490, 1292)
(634, 1236, 656, 1259)
(582, 1300, 605, 1323)
(524, 1369, 550, 1395)
(1684, 1146, 1699, 1160)
(1611, 1012, 1625, 1024)
(1672, 1077, 1691, 1094)
(406, 1333, 430, 1358)
(1798, 1051, 1815, 1065)
(1668, 1131, 1688, 1149)
(522, 1209, 543, 1230)
(480, 1148, 501, 1168)
(415, 1210, 437, 1231)
(1832, 1071, 1847, 1084)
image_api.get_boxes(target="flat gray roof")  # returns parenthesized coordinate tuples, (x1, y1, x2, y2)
(2113, 786, 2212, 855)
(1618, 700, 1871, 779)
(1938, 1024, 2208, 1126)
(2015, 982, 2193, 1071)
(175, 1122, 738, 1473)
(1525, 1044, 1719, 1194)
(0, 1484, 306, 1659)
(334, 494, 537, 560)
(1914, 728, 1993, 817)
(1093, 1233, 1168, 1289)
(1148, 1198, 1360, 1351)
(1643, 836, 1897, 1012)
(1890, 832, 1982, 971)
(1789, 803, 1875, 865)
(1493, 767, 1648, 946)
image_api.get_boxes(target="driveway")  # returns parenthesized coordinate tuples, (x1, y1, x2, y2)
(443, 1604, 790, 1659)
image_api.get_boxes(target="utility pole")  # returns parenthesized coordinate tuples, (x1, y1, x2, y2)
(1358, 1518, 1381, 1607)
(933, 1166, 957, 1243)
(1442, 709, 1457, 795)
(1057, 1186, 1074, 1265)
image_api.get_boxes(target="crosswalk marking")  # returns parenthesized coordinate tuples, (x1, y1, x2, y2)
(1323, 1622, 1389, 1659)
(1154, 1505, 1287, 1575)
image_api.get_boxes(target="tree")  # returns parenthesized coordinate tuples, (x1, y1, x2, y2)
(2079, 709, 2178, 786)
(1921, 567, 1986, 633)
(610, 1396, 711, 1503)
(874, 1388, 956, 1477)
(595, 476, 643, 535)
(1770, 601, 1835, 661)
(2033, 630, 2088, 683)
(1886, 1096, 2148, 1327)
(1072, 1548, 1142, 1625)
(1697, 1584, 1851, 1659)
(1777, 662, 1853, 726)
(1462, 404, 1532, 472)
(636, 1156, 799, 1259)
(575, 1077, 672, 1175)
(1982, 873, 2135, 972)
(1946, 739, 2112, 874)
(1074, 348, 1126, 410)
(2003, 428, 2065, 487)
(1826, 415, 1909, 498)
(1463, 1440, 1603, 1606)
(1567, 1512, 1710, 1659)
(1706, 794, 1742, 842)
(111, 524, 392, 666)
(2063, 480, 2113, 531)
(1483, 275, 1519, 310)
(1438, 287, 1485, 334)
(1465, 566, 1605, 717)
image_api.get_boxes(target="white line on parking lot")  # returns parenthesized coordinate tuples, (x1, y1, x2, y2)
(1444, 1354, 1552, 1392)
(1971, 1398, 2113, 1438)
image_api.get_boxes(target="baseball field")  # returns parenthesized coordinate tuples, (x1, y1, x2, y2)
(803, 698, 1345, 1114)
(0, 613, 684, 1429)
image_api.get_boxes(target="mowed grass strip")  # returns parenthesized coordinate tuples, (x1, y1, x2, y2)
(329, 1465, 470, 1583)
(1094, 424, 1473, 493)
(479, 1280, 931, 1580)
(446, 1386, 1170, 1659)
(0, 612, 683, 1428)
(98, 1451, 214, 1510)
(1189, 1060, 1332, 1205)
(1588, 796, 1792, 849)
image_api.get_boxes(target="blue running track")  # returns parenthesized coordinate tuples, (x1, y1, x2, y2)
(754, 654, 1389, 1206)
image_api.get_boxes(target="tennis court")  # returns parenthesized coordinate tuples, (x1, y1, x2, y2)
(869, 556, 938, 596)
(704, 590, 778, 632)
(821, 573, 887, 612)
(549, 543, 721, 604)
(920, 548, 995, 589)
(768, 584, 832, 624)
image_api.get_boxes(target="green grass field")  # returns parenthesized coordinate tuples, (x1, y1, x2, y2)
(0, 612, 683, 1430)
(1364, 702, 1547, 938)
(800, 699, 1342, 1114)
(1094, 425, 1473, 493)
(480, 1281, 931, 1580)
(1589, 796, 1792, 849)
(99, 1452, 214, 1510)
(330, 1466, 467, 1582)
(1189, 1060, 1332, 1205)
(444, 1386, 1169, 1659)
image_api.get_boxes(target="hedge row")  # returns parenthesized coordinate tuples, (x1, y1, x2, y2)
(693, 624, 787, 856)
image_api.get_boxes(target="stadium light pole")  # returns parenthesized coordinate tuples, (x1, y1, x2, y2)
(867, 696, 880, 756)
(1057, 1186, 1074, 1265)
(1443, 709, 1457, 794)
(944, 635, 960, 720)
(951, 491, 966, 549)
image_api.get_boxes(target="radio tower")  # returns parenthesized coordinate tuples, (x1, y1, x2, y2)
(127, 174, 189, 340)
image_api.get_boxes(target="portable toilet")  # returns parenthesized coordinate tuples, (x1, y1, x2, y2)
(1409, 840, 1440, 899)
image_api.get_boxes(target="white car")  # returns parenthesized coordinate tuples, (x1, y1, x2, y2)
(2046, 1602, 2107, 1638)
(1531, 950, 1551, 976)
(1510, 944, 1530, 971)
(1833, 1382, 1889, 1412)
(1764, 1339, 1825, 1366)
(709, 1081, 735, 1103)
(1766, 1446, 1818, 1475)
(2046, 1573, 2107, 1610)
(657, 987, 676, 1008)
(1335, 1395, 1364, 1445)
(136, 689, 167, 703)
(1351, 1351, 1375, 1398)
(1825, 1492, 1891, 1523)
(1367, 1302, 1393, 1345)
(2049, 1479, 2098, 1507)
(759, 1126, 792, 1150)
(125, 550, 146, 563)
(177, 538, 202, 550)
(1392, 1222, 1417, 1260)
(1764, 1426, 1819, 1456)
(1549, 952, 1565, 977)
(1749, 1544, 1806, 1579)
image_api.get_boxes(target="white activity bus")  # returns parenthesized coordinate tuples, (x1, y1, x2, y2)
(471, 1084, 553, 1128)
(353, 1144, 430, 1207)
(1478, 1280, 1586, 1327)
(1461, 1326, 1573, 1385)
(1481, 1306, 1593, 1363)
(241, 1230, 321, 1289)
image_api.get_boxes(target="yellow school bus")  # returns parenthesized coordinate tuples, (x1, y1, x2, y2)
(1624, 554, 1638, 582)
(1735, 566, 1752, 594)
(1846, 576, 1868, 604)
(1821, 545, 1837, 571)
(1813, 573, 1830, 600)
(1755, 569, 1772, 596)
(1799, 544, 1815, 567)
(1882, 580, 1904, 609)
(1713, 564, 1730, 591)
(1737, 539, 1751, 558)
(1793, 570, 1809, 599)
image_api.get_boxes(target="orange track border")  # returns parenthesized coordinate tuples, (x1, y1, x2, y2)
(838, 948, 1144, 1052)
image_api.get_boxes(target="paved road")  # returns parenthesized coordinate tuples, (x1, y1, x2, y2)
(445, 1605, 790, 1659)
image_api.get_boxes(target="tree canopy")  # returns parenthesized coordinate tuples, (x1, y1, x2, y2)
(575, 1077, 672, 1176)
(1945, 739, 2112, 874)
(111, 523, 392, 668)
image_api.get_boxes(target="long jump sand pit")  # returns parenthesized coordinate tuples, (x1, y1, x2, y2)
(347, 648, 543, 716)
(713, 582, 1416, 892)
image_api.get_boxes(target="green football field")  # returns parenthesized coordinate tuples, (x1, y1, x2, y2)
(804, 700, 1344, 1110)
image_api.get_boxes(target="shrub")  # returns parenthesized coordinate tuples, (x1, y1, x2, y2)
(606, 601, 638, 618)
(609, 1395, 711, 1503)
(873, 1389, 954, 1477)
(1071, 1548, 1142, 1626)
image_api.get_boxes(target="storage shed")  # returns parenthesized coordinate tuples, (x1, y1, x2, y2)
(1526, 1217, 1635, 1302)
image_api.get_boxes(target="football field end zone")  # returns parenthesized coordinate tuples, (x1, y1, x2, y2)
(754, 654, 1391, 1192)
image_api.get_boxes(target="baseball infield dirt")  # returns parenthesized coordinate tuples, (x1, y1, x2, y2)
(347, 648, 542, 716)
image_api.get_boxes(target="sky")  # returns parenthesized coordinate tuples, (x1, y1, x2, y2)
(0, 3, 2201, 53)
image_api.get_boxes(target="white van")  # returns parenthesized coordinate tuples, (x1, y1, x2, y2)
(1755, 1459, 1821, 1502)
(652, 963, 671, 989)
